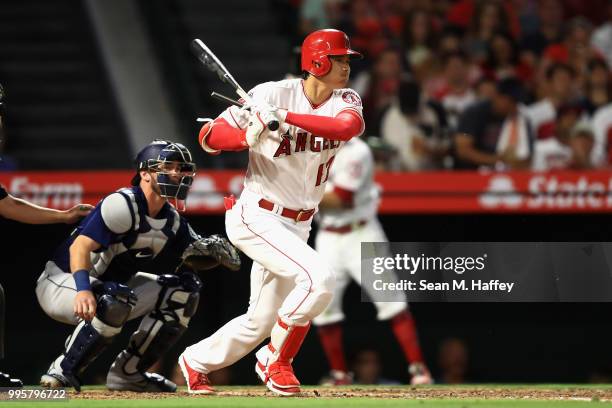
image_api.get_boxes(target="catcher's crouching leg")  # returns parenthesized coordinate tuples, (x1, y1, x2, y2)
(41, 282, 136, 391)
(107, 272, 202, 392)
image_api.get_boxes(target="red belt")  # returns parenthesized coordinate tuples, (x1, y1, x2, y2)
(322, 220, 367, 234)
(258, 198, 315, 222)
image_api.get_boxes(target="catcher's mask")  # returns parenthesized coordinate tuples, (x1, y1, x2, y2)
(132, 140, 196, 203)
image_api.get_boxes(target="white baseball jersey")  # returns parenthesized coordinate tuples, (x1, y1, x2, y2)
(524, 99, 556, 140)
(591, 104, 612, 167)
(532, 137, 573, 171)
(219, 78, 365, 210)
(317, 137, 379, 228)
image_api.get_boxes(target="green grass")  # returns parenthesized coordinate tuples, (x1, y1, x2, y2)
(3, 398, 610, 408)
(3, 385, 611, 408)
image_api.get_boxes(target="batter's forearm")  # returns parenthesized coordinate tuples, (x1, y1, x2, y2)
(285, 111, 363, 141)
(199, 118, 248, 152)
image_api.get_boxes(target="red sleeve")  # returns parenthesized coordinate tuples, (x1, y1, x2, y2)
(285, 110, 364, 141)
(199, 117, 248, 152)
(333, 185, 354, 207)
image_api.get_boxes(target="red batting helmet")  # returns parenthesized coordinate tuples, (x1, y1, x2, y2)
(301, 29, 362, 77)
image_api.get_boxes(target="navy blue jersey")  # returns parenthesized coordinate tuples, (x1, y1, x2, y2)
(51, 186, 198, 283)
(0, 184, 7, 200)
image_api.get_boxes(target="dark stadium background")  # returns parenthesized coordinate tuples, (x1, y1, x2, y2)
(0, 0, 611, 386)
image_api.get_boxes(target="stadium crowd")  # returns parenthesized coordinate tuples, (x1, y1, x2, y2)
(276, 0, 612, 172)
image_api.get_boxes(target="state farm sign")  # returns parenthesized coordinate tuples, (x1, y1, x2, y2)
(479, 173, 612, 211)
(1, 170, 611, 214)
(9, 176, 83, 209)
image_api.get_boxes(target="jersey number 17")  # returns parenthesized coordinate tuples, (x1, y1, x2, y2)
(315, 156, 336, 187)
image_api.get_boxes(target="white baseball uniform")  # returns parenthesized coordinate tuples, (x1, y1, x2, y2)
(524, 98, 556, 140)
(312, 137, 406, 327)
(591, 103, 612, 167)
(183, 78, 365, 373)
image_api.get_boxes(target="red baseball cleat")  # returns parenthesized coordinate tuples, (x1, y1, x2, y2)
(178, 354, 215, 394)
(409, 362, 433, 385)
(256, 359, 301, 396)
(320, 370, 354, 386)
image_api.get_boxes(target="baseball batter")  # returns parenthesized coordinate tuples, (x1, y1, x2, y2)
(36, 140, 239, 392)
(179, 29, 365, 396)
(313, 137, 432, 385)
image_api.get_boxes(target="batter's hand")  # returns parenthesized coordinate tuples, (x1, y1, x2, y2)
(74, 290, 97, 321)
(255, 102, 287, 124)
(63, 204, 94, 224)
(245, 111, 267, 147)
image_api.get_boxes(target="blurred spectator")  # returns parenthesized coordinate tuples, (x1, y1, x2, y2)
(514, 0, 539, 36)
(400, 8, 437, 80)
(437, 337, 469, 384)
(299, 0, 345, 36)
(481, 31, 533, 83)
(590, 102, 612, 167)
(524, 63, 576, 141)
(430, 51, 477, 130)
(539, 17, 599, 93)
(532, 105, 594, 171)
(353, 48, 404, 135)
(464, 1, 517, 64)
(519, 0, 564, 58)
(580, 59, 612, 117)
(364, 135, 402, 171)
(347, 0, 392, 60)
(590, 0, 612, 68)
(381, 80, 449, 170)
(437, 25, 464, 54)
(352, 349, 400, 385)
(454, 77, 533, 170)
(475, 76, 498, 101)
(447, 0, 520, 38)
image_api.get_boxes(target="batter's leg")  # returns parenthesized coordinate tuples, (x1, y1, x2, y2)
(224, 205, 335, 396)
(180, 262, 294, 389)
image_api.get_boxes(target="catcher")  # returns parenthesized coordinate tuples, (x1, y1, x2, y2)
(35, 140, 240, 392)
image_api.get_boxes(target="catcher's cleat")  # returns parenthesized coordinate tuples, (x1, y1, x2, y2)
(0, 372, 23, 388)
(178, 354, 215, 394)
(320, 370, 353, 386)
(106, 370, 176, 392)
(409, 362, 433, 385)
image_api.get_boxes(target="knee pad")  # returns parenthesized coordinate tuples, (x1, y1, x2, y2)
(119, 273, 202, 374)
(156, 272, 202, 323)
(95, 282, 137, 328)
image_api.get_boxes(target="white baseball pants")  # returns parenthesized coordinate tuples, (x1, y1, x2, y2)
(183, 190, 335, 373)
(312, 218, 406, 326)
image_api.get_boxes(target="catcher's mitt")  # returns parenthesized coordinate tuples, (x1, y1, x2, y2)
(181, 234, 241, 272)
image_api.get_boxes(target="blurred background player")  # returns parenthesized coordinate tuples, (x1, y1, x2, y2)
(313, 135, 432, 385)
(179, 29, 365, 396)
(0, 82, 93, 387)
(35, 140, 239, 392)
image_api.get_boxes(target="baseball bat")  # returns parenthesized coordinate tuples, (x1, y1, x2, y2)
(211, 91, 243, 107)
(190, 39, 279, 131)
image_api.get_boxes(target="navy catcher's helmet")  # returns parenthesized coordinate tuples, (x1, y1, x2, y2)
(131, 140, 196, 201)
